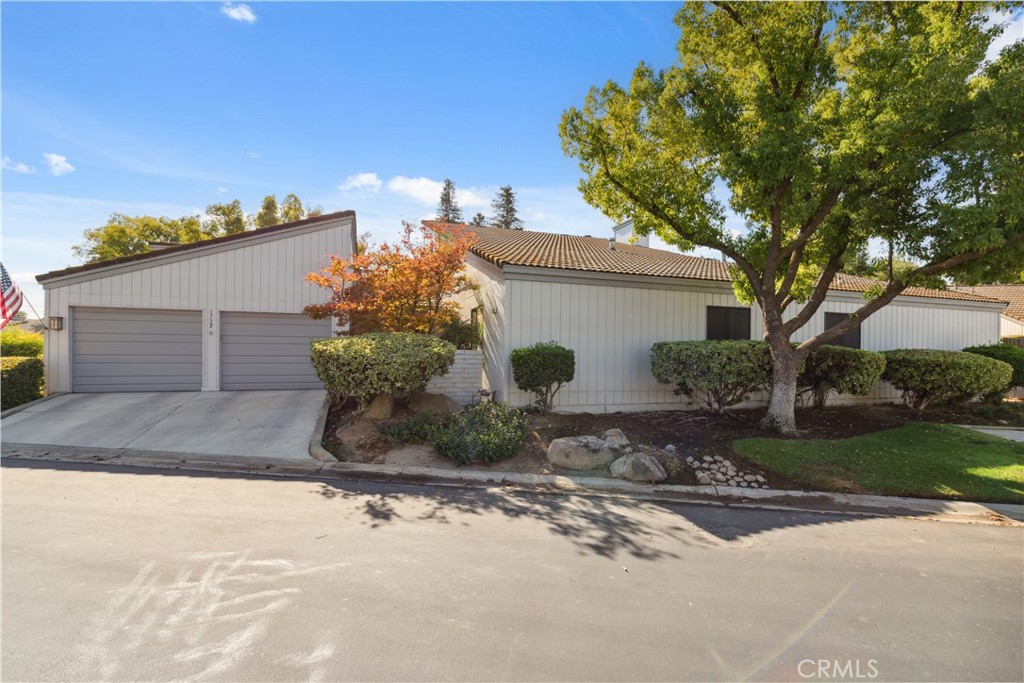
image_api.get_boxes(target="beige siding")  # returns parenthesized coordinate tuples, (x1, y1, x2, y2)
(499, 272, 1004, 412)
(1000, 315, 1024, 338)
(454, 255, 506, 399)
(41, 215, 355, 393)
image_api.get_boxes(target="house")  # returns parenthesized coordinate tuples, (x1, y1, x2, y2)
(36, 211, 356, 394)
(953, 284, 1024, 338)
(433, 221, 1009, 413)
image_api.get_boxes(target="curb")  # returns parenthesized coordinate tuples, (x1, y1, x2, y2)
(0, 392, 66, 420)
(4, 442, 1021, 525)
(308, 395, 335, 462)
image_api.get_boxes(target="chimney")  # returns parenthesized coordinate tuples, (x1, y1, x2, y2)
(608, 237, 616, 251)
(612, 219, 648, 247)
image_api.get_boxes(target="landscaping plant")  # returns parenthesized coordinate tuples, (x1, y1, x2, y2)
(1, 356, 45, 410)
(378, 412, 441, 445)
(510, 341, 575, 414)
(310, 332, 456, 408)
(963, 344, 1024, 394)
(1, 327, 43, 358)
(798, 345, 886, 409)
(882, 349, 1013, 411)
(439, 318, 481, 350)
(431, 401, 529, 466)
(651, 340, 773, 413)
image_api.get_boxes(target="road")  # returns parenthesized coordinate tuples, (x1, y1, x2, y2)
(2, 459, 1022, 682)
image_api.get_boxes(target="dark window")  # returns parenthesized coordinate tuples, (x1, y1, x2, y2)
(706, 306, 751, 340)
(824, 312, 862, 349)
(470, 306, 481, 329)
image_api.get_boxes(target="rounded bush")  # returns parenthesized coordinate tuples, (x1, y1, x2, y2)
(963, 344, 1024, 389)
(510, 341, 575, 413)
(1, 327, 43, 358)
(431, 401, 529, 465)
(799, 345, 886, 408)
(310, 332, 456, 407)
(1, 356, 45, 410)
(882, 349, 1013, 411)
(650, 340, 772, 413)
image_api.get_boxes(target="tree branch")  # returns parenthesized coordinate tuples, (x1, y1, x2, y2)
(712, 2, 781, 97)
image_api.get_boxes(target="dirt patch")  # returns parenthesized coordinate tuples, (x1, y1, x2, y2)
(321, 399, 1024, 488)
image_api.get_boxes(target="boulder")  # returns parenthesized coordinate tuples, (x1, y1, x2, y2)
(408, 390, 462, 416)
(547, 436, 621, 471)
(610, 453, 667, 483)
(601, 428, 630, 447)
(363, 393, 394, 420)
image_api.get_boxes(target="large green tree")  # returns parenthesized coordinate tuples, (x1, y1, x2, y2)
(560, 1, 1024, 433)
(490, 185, 524, 230)
(436, 178, 463, 223)
(72, 214, 214, 262)
(254, 195, 281, 228)
(205, 199, 247, 235)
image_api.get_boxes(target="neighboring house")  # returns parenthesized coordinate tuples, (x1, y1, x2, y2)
(429, 221, 1009, 413)
(36, 211, 356, 394)
(953, 284, 1024, 338)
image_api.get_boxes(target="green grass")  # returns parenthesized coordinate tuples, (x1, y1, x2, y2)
(734, 423, 1024, 503)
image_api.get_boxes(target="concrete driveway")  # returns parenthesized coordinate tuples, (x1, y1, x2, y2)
(0, 391, 326, 460)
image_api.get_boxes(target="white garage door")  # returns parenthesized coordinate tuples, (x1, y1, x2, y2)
(72, 307, 203, 392)
(220, 312, 331, 390)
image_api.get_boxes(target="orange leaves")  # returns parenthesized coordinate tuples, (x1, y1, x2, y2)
(304, 222, 477, 334)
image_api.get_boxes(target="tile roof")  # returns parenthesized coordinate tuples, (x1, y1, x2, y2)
(37, 210, 355, 283)
(427, 222, 1007, 305)
(953, 284, 1024, 321)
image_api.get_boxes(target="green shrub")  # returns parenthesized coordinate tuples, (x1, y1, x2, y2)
(310, 332, 456, 407)
(439, 318, 481, 350)
(510, 341, 575, 413)
(882, 349, 1013, 411)
(378, 412, 442, 444)
(799, 345, 886, 408)
(1, 327, 43, 358)
(963, 344, 1024, 389)
(1, 356, 45, 411)
(431, 401, 529, 465)
(651, 340, 772, 413)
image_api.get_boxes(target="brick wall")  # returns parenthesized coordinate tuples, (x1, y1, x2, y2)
(426, 349, 484, 404)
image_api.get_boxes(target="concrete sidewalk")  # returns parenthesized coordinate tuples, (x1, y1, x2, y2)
(3, 442, 1020, 526)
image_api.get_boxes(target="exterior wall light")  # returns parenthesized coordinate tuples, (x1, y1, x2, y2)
(49, 316, 64, 331)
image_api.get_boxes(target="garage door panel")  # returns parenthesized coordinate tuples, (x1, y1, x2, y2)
(72, 307, 202, 392)
(220, 312, 330, 391)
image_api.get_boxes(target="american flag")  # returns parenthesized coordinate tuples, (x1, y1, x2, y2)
(1, 263, 24, 329)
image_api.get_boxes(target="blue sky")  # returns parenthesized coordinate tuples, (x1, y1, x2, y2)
(2, 3, 1021, 315)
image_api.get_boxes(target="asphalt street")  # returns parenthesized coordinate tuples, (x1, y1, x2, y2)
(2, 459, 1022, 682)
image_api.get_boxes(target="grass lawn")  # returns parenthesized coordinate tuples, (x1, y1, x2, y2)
(734, 423, 1024, 504)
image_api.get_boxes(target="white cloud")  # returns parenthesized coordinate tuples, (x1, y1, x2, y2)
(248, 150, 261, 159)
(385, 175, 489, 209)
(217, 186, 229, 194)
(221, 2, 257, 24)
(2, 156, 36, 174)
(42, 153, 74, 176)
(985, 10, 1023, 63)
(339, 172, 383, 193)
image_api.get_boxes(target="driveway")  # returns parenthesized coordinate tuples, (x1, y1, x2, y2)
(0, 391, 326, 460)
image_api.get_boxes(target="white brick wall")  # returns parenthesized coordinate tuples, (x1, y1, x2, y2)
(427, 349, 484, 404)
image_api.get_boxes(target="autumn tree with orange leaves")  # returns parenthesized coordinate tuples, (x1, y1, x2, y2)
(305, 222, 477, 335)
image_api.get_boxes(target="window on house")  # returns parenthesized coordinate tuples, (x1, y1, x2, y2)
(470, 306, 481, 329)
(706, 306, 751, 340)
(824, 312, 862, 349)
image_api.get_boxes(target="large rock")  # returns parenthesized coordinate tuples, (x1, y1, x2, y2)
(547, 436, 621, 471)
(363, 393, 394, 420)
(601, 428, 630, 447)
(408, 390, 462, 416)
(610, 453, 668, 482)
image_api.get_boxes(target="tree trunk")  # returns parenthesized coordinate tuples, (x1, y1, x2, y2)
(761, 344, 800, 435)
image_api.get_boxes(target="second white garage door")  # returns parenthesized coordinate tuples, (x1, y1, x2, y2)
(220, 312, 332, 390)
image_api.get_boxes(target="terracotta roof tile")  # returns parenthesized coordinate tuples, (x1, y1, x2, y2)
(953, 284, 1024, 320)
(426, 222, 1006, 305)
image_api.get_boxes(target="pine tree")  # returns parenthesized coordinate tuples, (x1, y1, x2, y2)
(490, 186, 523, 230)
(255, 195, 280, 228)
(470, 212, 488, 227)
(436, 179, 463, 223)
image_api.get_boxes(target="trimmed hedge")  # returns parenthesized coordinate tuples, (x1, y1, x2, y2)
(439, 318, 481, 350)
(651, 340, 772, 413)
(1, 327, 43, 358)
(963, 344, 1024, 389)
(431, 401, 529, 465)
(882, 349, 1013, 411)
(310, 332, 456, 407)
(1, 356, 45, 411)
(799, 345, 886, 408)
(510, 341, 575, 413)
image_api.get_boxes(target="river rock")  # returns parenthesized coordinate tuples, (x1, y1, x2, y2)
(609, 453, 668, 483)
